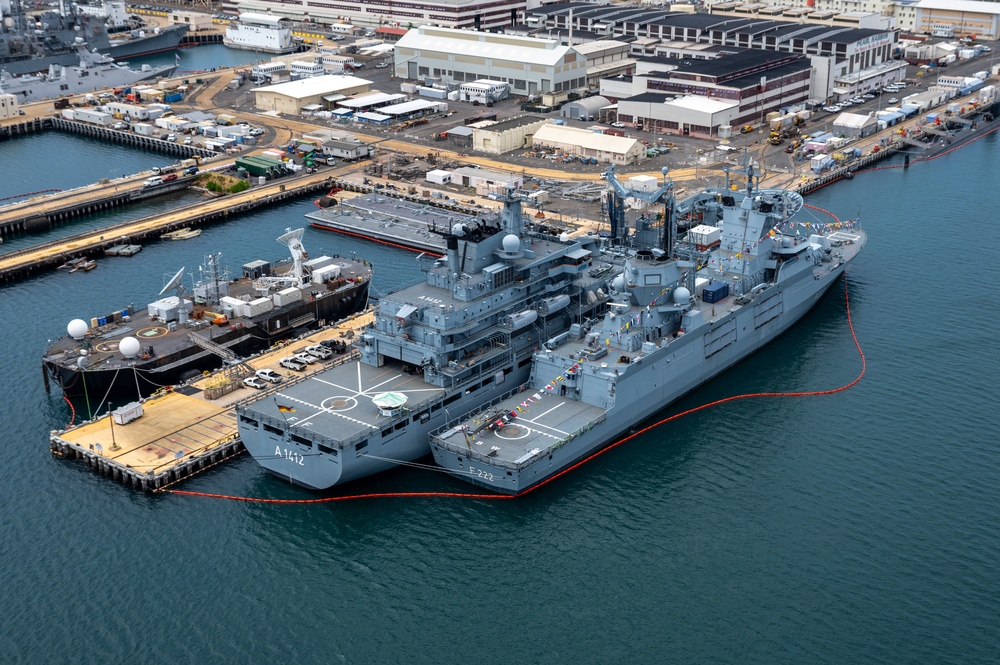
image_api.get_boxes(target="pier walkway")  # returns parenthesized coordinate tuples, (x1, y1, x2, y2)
(50, 310, 374, 491)
(0, 166, 352, 283)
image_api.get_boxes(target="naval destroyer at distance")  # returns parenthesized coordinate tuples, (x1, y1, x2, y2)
(429, 165, 865, 493)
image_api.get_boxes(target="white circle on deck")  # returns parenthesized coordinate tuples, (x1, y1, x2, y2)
(321, 396, 358, 412)
(493, 425, 531, 441)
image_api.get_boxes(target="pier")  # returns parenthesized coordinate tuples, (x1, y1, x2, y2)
(50, 310, 374, 491)
(0, 168, 349, 283)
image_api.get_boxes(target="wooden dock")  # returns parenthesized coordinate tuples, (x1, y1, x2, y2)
(50, 310, 374, 491)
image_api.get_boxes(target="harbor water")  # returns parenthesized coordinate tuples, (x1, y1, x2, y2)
(1, 130, 999, 663)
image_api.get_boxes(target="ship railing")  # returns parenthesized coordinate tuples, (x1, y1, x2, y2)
(432, 411, 608, 472)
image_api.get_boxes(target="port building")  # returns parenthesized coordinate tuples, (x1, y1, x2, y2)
(394, 27, 588, 97)
(253, 75, 374, 114)
(222, 0, 525, 31)
(531, 124, 645, 164)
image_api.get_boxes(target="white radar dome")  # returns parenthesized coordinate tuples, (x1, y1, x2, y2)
(67, 319, 89, 340)
(673, 287, 691, 305)
(119, 337, 141, 358)
(502, 234, 521, 253)
(559, 232, 570, 243)
(781, 237, 792, 248)
(451, 223, 466, 237)
(612, 275, 626, 292)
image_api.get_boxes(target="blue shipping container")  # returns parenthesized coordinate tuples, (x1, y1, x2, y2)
(97, 316, 108, 326)
(702, 282, 729, 303)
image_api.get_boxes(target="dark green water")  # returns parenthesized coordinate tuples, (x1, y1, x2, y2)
(1, 131, 998, 664)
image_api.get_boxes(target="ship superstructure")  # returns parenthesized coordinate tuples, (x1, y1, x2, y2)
(0, 42, 176, 102)
(223, 13, 295, 54)
(429, 164, 866, 493)
(43, 229, 371, 401)
(0, 0, 187, 77)
(236, 189, 614, 490)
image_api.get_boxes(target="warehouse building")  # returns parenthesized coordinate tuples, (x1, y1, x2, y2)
(531, 125, 645, 164)
(254, 76, 373, 114)
(472, 116, 551, 154)
(394, 27, 588, 97)
(222, 0, 525, 31)
(561, 96, 612, 121)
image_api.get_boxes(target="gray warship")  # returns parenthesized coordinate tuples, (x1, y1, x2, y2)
(1, 0, 187, 76)
(236, 189, 614, 490)
(429, 164, 865, 493)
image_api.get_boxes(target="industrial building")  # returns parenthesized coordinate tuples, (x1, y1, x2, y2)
(561, 96, 612, 121)
(221, 0, 525, 31)
(394, 27, 588, 97)
(450, 167, 524, 195)
(0, 93, 19, 120)
(531, 125, 645, 164)
(471, 116, 551, 154)
(253, 76, 373, 114)
(831, 112, 879, 139)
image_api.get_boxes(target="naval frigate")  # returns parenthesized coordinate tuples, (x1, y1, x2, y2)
(236, 189, 615, 490)
(429, 164, 865, 494)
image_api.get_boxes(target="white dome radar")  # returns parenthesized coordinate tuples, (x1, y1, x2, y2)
(673, 287, 691, 305)
(67, 319, 89, 340)
(119, 337, 141, 358)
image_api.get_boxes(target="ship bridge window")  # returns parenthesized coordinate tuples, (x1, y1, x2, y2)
(381, 427, 393, 438)
(262, 423, 283, 436)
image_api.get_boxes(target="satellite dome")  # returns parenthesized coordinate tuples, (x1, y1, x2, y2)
(120, 337, 141, 358)
(673, 287, 691, 305)
(451, 223, 466, 237)
(781, 237, 792, 248)
(559, 232, 570, 243)
(612, 275, 625, 292)
(67, 319, 89, 340)
(502, 234, 521, 253)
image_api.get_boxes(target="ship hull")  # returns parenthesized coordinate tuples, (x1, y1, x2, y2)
(239, 363, 533, 490)
(46, 279, 369, 401)
(431, 263, 854, 494)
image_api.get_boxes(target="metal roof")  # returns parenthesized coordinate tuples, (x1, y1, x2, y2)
(397, 26, 575, 68)
(256, 75, 372, 99)
(532, 124, 641, 154)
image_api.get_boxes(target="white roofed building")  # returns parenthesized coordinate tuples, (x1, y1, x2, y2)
(531, 125, 644, 165)
(221, 0, 525, 31)
(394, 27, 587, 97)
(254, 76, 374, 114)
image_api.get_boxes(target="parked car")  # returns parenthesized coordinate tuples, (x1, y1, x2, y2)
(243, 376, 267, 390)
(183, 136, 192, 144)
(888, 98, 899, 104)
(305, 345, 332, 359)
(823, 105, 841, 113)
(611, 121, 625, 128)
(862, 93, 876, 100)
(183, 166, 199, 175)
(850, 97, 864, 104)
(293, 352, 319, 365)
(255, 369, 283, 384)
(280, 357, 307, 371)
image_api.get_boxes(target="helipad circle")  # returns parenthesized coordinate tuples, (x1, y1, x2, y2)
(321, 395, 358, 412)
(494, 425, 531, 441)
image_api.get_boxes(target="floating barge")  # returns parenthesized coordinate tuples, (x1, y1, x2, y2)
(104, 244, 142, 256)
(49, 310, 374, 491)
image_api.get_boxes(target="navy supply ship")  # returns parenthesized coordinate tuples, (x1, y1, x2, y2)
(236, 189, 614, 490)
(43, 229, 371, 401)
(429, 164, 866, 494)
(0, 43, 176, 103)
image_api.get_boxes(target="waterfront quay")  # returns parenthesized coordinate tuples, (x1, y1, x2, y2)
(0, 167, 351, 283)
(50, 310, 374, 491)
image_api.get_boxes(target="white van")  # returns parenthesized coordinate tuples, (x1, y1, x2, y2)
(143, 176, 163, 188)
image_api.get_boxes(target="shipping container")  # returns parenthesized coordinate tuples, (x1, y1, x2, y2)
(702, 282, 729, 304)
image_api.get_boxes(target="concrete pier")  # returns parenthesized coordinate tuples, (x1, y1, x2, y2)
(49, 310, 374, 491)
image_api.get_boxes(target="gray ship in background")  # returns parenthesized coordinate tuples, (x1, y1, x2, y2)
(0, 0, 187, 76)
(236, 189, 615, 490)
(1, 42, 176, 102)
(430, 164, 866, 493)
